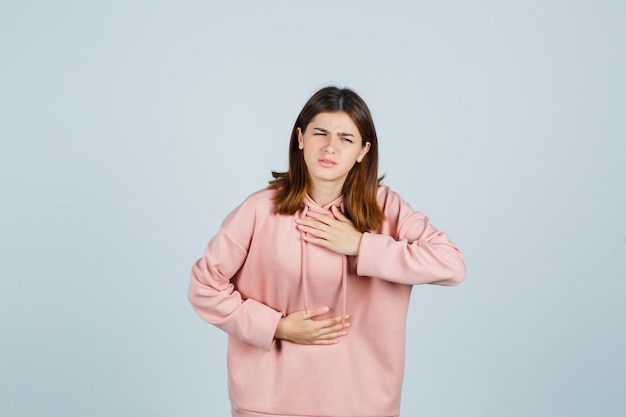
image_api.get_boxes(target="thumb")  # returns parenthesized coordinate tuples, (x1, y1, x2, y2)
(331, 205, 348, 221)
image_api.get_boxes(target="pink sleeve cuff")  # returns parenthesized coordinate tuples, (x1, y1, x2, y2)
(238, 299, 283, 351)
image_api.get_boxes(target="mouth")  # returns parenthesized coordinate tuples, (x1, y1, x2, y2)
(318, 158, 337, 168)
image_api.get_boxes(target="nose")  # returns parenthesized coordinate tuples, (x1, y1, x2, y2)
(324, 135, 340, 154)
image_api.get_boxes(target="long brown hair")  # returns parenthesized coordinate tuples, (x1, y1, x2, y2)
(269, 86, 384, 232)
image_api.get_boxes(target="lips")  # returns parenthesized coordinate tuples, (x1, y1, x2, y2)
(318, 158, 337, 168)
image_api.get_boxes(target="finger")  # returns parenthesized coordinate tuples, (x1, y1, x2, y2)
(316, 329, 348, 341)
(295, 217, 324, 228)
(301, 235, 331, 249)
(306, 211, 334, 225)
(317, 322, 350, 338)
(302, 306, 330, 319)
(315, 319, 351, 340)
(316, 315, 350, 329)
(298, 224, 328, 238)
(296, 218, 330, 234)
(311, 339, 340, 345)
(331, 205, 349, 221)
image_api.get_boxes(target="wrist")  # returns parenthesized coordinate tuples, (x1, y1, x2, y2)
(274, 317, 286, 340)
(352, 232, 364, 256)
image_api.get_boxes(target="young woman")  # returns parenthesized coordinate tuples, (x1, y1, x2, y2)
(188, 86, 465, 417)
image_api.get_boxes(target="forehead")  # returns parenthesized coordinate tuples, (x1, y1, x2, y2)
(307, 112, 360, 136)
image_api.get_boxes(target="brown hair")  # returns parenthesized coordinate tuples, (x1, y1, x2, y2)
(269, 86, 384, 232)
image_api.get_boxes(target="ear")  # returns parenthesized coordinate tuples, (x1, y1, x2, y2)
(297, 127, 304, 150)
(357, 141, 371, 163)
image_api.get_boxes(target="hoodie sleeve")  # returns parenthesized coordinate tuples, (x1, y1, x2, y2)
(188, 198, 283, 352)
(356, 187, 465, 286)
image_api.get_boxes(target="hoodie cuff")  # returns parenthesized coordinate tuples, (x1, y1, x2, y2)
(240, 299, 284, 352)
(356, 232, 393, 278)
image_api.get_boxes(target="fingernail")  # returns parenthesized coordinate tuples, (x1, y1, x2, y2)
(322, 306, 329, 312)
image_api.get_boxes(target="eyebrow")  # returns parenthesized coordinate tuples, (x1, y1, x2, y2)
(313, 127, 355, 137)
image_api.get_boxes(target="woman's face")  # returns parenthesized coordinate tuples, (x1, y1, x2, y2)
(297, 111, 371, 190)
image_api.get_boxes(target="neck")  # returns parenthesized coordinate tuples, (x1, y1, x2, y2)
(307, 180, 343, 207)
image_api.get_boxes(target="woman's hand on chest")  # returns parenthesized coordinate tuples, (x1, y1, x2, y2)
(295, 206, 363, 256)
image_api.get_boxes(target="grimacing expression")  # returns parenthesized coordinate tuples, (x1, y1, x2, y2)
(297, 111, 371, 189)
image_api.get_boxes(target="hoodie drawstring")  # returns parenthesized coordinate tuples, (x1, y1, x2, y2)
(341, 255, 347, 327)
(299, 205, 310, 315)
(298, 200, 348, 323)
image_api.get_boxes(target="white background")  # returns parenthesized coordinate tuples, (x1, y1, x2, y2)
(1, 1, 624, 416)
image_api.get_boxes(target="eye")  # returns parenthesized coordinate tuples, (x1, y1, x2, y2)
(341, 137, 354, 143)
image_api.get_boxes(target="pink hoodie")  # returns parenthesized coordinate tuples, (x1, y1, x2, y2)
(189, 185, 465, 417)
